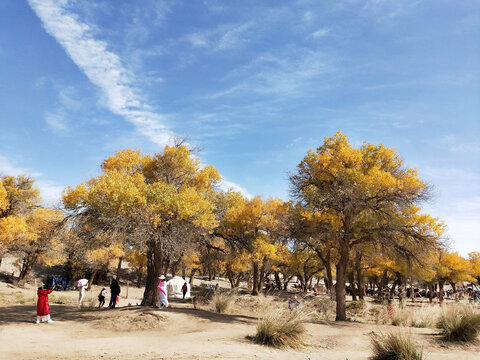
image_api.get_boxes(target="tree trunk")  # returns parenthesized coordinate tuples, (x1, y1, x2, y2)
(181, 264, 186, 280)
(136, 265, 143, 287)
(116, 257, 123, 281)
(438, 279, 445, 304)
(348, 272, 357, 301)
(335, 246, 349, 321)
(428, 282, 433, 303)
(258, 261, 266, 293)
(227, 270, 235, 288)
(89, 269, 98, 287)
(141, 246, 161, 306)
(308, 277, 313, 291)
(355, 252, 364, 300)
(17, 255, 37, 286)
(252, 262, 259, 295)
(234, 273, 243, 287)
(274, 271, 282, 290)
(189, 269, 196, 286)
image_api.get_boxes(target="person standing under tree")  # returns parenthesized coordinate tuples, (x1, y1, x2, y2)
(108, 275, 121, 308)
(158, 275, 169, 308)
(36, 276, 55, 324)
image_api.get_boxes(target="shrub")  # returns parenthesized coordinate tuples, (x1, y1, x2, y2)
(411, 306, 439, 329)
(437, 306, 480, 343)
(253, 308, 305, 348)
(213, 292, 233, 313)
(347, 300, 366, 311)
(313, 298, 336, 322)
(370, 332, 424, 360)
(391, 307, 412, 326)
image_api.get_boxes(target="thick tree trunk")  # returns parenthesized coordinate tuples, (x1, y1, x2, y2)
(234, 273, 243, 287)
(252, 262, 259, 295)
(141, 246, 161, 306)
(181, 265, 186, 280)
(335, 246, 349, 321)
(18, 255, 37, 286)
(258, 261, 266, 293)
(438, 279, 445, 304)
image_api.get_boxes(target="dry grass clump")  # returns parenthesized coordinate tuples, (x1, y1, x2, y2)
(436, 306, 480, 343)
(370, 332, 424, 360)
(410, 306, 439, 329)
(312, 297, 336, 322)
(390, 307, 412, 327)
(213, 292, 233, 313)
(253, 307, 306, 348)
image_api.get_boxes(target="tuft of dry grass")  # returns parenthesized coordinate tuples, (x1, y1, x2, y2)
(253, 307, 306, 348)
(370, 332, 424, 360)
(213, 292, 233, 314)
(390, 306, 412, 327)
(410, 306, 439, 329)
(437, 306, 480, 343)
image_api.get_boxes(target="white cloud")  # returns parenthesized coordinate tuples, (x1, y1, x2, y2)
(0, 155, 31, 177)
(28, 0, 174, 147)
(209, 48, 333, 100)
(45, 111, 68, 134)
(219, 178, 252, 199)
(440, 135, 480, 154)
(0, 154, 63, 206)
(184, 22, 254, 51)
(312, 28, 329, 38)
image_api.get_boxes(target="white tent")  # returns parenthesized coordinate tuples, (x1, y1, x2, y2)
(167, 276, 191, 299)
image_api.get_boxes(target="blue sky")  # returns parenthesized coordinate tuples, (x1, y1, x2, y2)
(0, 0, 479, 256)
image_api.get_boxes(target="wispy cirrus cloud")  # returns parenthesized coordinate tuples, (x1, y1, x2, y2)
(209, 47, 334, 100)
(28, 0, 174, 147)
(184, 21, 255, 51)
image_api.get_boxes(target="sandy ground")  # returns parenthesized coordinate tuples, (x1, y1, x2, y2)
(1, 285, 479, 360)
(1, 256, 479, 360)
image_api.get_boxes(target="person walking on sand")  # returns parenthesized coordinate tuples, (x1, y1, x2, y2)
(36, 277, 55, 324)
(182, 282, 188, 300)
(158, 275, 169, 308)
(108, 275, 121, 308)
(98, 287, 106, 308)
(76, 278, 88, 306)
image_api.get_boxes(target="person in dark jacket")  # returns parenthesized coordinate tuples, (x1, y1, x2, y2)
(108, 276, 121, 308)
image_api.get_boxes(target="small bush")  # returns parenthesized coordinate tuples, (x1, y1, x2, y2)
(437, 306, 480, 343)
(370, 306, 389, 325)
(253, 308, 305, 348)
(391, 307, 411, 327)
(347, 300, 366, 311)
(313, 298, 336, 322)
(370, 332, 424, 360)
(213, 292, 233, 313)
(411, 306, 439, 329)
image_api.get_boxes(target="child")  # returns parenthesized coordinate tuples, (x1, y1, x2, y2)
(36, 277, 55, 324)
(288, 295, 300, 310)
(98, 287, 106, 308)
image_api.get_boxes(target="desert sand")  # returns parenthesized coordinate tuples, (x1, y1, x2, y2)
(1, 279, 479, 360)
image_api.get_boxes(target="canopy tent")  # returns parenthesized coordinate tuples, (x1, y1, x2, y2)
(167, 276, 191, 299)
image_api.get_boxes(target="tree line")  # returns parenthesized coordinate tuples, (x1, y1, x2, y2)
(1, 132, 479, 321)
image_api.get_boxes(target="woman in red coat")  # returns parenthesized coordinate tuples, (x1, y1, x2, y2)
(36, 285, 54, 324)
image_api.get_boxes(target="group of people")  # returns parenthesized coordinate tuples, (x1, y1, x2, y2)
(36, 275, 122, 324)
(36, 274, 189, 323)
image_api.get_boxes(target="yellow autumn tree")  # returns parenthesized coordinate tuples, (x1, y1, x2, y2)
(290, 131, 443, 320)
(435, 251, 474, 302)
(63, 144, 220, 305)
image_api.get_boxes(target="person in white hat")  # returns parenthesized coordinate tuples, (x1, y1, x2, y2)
(158, 275, 169, 308)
